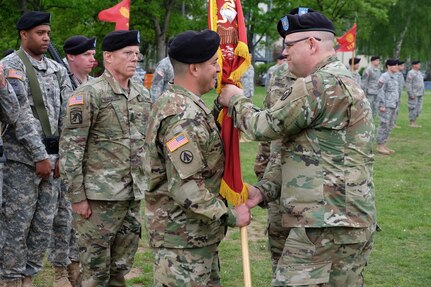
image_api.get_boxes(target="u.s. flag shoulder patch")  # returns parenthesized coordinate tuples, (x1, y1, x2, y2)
(7, 69, 24, 80)
(68, 93, 85, 107)
(166, 132, 189, 152)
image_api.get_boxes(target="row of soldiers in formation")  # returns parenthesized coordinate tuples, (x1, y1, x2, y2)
(0, 6, 421, 287)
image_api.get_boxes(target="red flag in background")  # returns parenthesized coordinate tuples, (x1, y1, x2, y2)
(337, 23, 357, 52)
(98, 0, 130, 30)
(208, 0, 251, 206)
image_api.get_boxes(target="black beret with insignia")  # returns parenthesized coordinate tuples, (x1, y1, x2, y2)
(16, 11, 50, 31)
(385, 59, 398, 67)
(288, 7, 315, 16)
(411, 60, 420, 65)
(102, 30, 140, 52)
(277, 11, 335, 38)
(397, 60, 405, 65)
(168, 30, 220, 64)
(63, 36, 96, 55)
(349, 57, 361, 65)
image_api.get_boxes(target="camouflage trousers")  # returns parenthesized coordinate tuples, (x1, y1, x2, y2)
(48, 180, 79, 268)
(273, 226, 375, 287)
(0, 161, 59, 280)
(152, 244, 221, 287)
(366, 94, 378, 120)
(267, 201, 290, 275)
(0, 165, 3, 251)
(408, 95, 423, 121)
(393, 95, 401, 125)
(73, 200, 141, 287)
(376, 107, 396, 145)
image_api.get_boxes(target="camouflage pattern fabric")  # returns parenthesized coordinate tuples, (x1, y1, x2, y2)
(150, 57, 174, 101)
(265, 64, 277, 91)
(1, 162, 59, 280)
(240, 65, 255, 98)
(60, 70, 150, 286)
(376, 72, 399, 144)
(393, 71, 405, 124)
(352, 70, 361, 86)
(152, 244, 221, 287)
(72, 200, 141, 287)
(226, 56, 376, 285)
(0, 49, 72, 280)
(406, 69, 425, 121)
(144, 84, 237, 285)
(361, 65, 381, 119)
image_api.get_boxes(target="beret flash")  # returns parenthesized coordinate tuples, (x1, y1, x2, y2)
(102, 30, 140, 52)
(63, 36, 96, 55)
(168, 30, 220, 64)
(277, 11, 335, 38)
(16, 11, 50, 30)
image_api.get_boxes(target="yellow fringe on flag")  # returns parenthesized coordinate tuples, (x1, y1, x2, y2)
(219, 178, 249, 206)
(228, 41, 251, 83)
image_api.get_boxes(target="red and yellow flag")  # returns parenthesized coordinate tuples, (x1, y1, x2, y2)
(208, 0, 251, 206)
(336, 23, 357, 52)
(98, 0, 130, 30)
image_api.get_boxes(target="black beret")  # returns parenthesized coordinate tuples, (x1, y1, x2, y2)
(168, 30, 220, 64)
(102, 30, 140, 52)
(397, 60, 405, 65)
(277, 11, 335, 38)
(289, 7, 315, 15)
(277, 54, 286, 60)
(385, 59, 398, 67)
(63, 36, 96, 55)
(349, 57, 361, 65)
(412, 60, 420, 65)
(16, 11, 50, 30)
(370, 56, 380, 61)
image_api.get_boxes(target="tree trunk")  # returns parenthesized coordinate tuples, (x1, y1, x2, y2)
(393, 23, 408, 59)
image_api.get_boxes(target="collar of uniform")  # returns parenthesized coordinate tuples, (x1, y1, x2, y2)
(309, 55, 338, 75)
(21, 48, 48, 71)
(102, 69, 130, 97)
(170, 84, 211, 115)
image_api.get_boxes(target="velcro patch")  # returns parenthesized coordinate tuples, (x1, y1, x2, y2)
(166, 132, 189, 152)
(68, 93, 84, 106)
(7, 69, 24, 80)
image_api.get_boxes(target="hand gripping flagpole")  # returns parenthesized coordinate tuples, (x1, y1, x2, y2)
(208, 1, 252, 286)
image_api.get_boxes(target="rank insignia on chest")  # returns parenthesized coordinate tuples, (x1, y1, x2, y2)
(166, 132, 189, 152)
(68, 94, 84, 106)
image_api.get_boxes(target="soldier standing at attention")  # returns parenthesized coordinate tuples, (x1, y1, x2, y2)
(144, 30, 251, 287)
(240, 53, 255, 98)
(376, 59, 399, 155)
(0, 11, 72, 287)
(393, 60, 405, 128)
(362, 55, 381, 119)
(406, 60, 425, 128)
(59, 30, 150, 287)
(48, 35, 97, 287)
(264, 54, 287, 91)
(349, 57, 361, 86)
(219, 10, 376, 286)
(150, 56, 174, 101)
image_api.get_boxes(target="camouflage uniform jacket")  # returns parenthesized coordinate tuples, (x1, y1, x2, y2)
(144, 85, 237, 249)
(150, 57, 174, 100)
(2, 50, 72, 165)
(0, 82, 20, 146)
(228, 56, 376, 228)
(377, 72, 399, 108)
(394, 71, 404, 98)
(361, 65, 381, 95)
(406, 69, 424, 97)
(59, 70, 151, 203)
(240, 65, 255, 98)
(353, 70, 361, 87)
(63, 58, 94, 89)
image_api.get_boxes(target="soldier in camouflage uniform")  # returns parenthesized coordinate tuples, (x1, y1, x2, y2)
(59, 30, 150, 287)
(241, 55, 255, 98)
(393, 60, 405, 128)
(0, 64, 20, 252)
(349, 57, 361, 86)
(376, 59, 399, 155)
(144, 30, 251, 287)
(264, 54, 287, 91)
(48, 36, 97, 287)
(150, 56, 174, 101)
(361, 55, 381, 119)
(406, 60, 425, 128)
(219, 11, 376, 287)
(253, 61, 296, 274)
(0, 12, 73, 287)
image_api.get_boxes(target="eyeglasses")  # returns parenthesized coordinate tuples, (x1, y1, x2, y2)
(283, 37, 321, 51)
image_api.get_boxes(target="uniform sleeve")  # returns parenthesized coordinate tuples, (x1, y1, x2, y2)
(58, 66, 74, 132)
(376, 76, 386, 107)
(361, 69, 369, 92)
(150, 65, 165, 100)
(405, 72, 413, 96)
(59, 88, 96, 203)
(159, 116, 237, 227)
(0, 81, 20, 124)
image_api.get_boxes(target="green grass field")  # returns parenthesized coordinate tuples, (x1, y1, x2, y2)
(35, 86, 431, 286)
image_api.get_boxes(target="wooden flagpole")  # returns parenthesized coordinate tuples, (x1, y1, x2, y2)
(241, 226, 252, 286)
